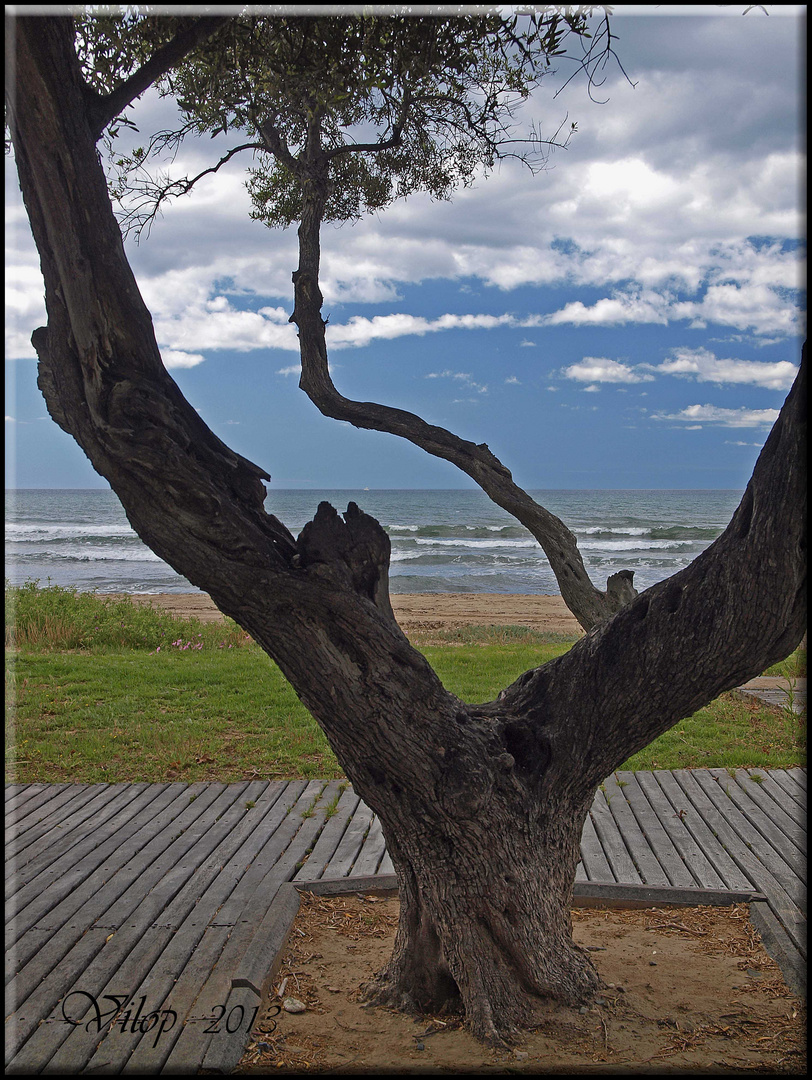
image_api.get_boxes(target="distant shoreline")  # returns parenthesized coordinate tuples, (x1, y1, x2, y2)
(103, 591, 584, 636)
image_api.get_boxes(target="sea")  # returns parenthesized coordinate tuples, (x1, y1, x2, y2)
(5, 488, 744, 597)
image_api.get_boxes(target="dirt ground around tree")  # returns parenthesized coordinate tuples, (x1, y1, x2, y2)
(235, 893, 805, 1075)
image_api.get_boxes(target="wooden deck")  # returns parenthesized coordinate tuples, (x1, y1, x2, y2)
(5, 768, 806, 1074)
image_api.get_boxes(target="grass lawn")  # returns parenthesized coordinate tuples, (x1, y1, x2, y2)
(5, 583, 806, 783)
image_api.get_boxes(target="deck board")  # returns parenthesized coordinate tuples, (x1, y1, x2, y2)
(768, 767, 807, 808)
(579, 811, 615, 881)
(600, 774, 670, 886)
(589, 790, 642, 884)
(632, 771, 728, 888)
(696, 770, 805, 893)
(293, 787, 361, 883)
(5, 768, 805, 1073)
(721, 768, 806, 841)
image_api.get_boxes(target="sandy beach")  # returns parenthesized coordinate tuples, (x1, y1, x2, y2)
(110, 592, 584, 636)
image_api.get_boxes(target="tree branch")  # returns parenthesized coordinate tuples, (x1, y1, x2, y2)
(119, 140, 267, 238)
(324, 86, 412, 158)
(85, 16, 232, 139)
(256, 116, 302, 174)
(288, 175, 636, 631)
(491, 349, 806, 791)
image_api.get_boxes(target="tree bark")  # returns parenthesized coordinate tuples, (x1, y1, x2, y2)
(7, 14, 806, 1046)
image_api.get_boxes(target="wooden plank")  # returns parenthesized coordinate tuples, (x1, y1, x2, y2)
(7, 782, 116, 842)
(4, 783, 75, 830)
(229, 790, 378, 998)
(765, 768, 807, 809)
(5, 924, 162, 1068)
(6, 783, 254, 1020)
(350, 814, 386, 877)
(292, 787, 361, 882)
(749, 902, 806, 1000)
(94, 926, 240, 1076)
(4, 783, 209, 987)
(600, 775, 670, 886)
(4, 773, 806, 1074)
(7, 784, 119, 847)
(706, 769, 805, 869)
(654, 771, 754, 890)
(7, 782, 273, 1071)
(727, 768, 805, 831)
(5, 782, 229, 950)
(102, 780, 280, 932)
(572, 881, 766, 908)
(172, 788, 352, 1070)
(6, 783, 166, 907)
(672, 769, 803, 893)
(11, 925, 175, 1074)
(589, 789, 641, 884)
(670, 770, 807, 953)
(5, 784, 97, 849)
(321, 801, 375, 879)
(785, 766, 806, 790)
(579, 811, 614, 882)
(215, 782, 345, 932)
(10, 784, 155, 871)
(206, 780, 315, 927)
(613, 772, 697, 888)
(7, 785, 136, 877)
(198, 984, 263, 1075)
(166, 981, 264, 1075)
(93, 783, 339, 1074)
(632, 772, 727, 888)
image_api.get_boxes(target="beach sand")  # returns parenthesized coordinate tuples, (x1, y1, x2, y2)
(111, 592, 583, 636)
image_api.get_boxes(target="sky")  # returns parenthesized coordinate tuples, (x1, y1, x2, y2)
(5, 5, 806, 492)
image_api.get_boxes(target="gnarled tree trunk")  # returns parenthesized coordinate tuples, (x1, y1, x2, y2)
(7, 14, 806, 1045)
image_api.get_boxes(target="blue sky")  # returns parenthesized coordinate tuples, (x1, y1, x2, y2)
(5, 5, 806, 491)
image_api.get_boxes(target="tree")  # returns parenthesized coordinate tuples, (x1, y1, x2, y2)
(6, 11, 806, 1045)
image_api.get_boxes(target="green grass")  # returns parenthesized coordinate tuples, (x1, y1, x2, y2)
(5, 582, 806, 783)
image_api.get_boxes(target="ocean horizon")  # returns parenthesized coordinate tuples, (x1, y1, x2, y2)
(5, 487, 744, 597)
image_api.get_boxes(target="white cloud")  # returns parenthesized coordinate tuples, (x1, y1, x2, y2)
(3, 7, 802, 411)
(671, 282, 804, 337)
(545, 290, 671, 327)
(561, 347, 799, 391)
(152, 296, 299, 354)
(562, 357, 655, 384)
(328, 312, 514, 350)
(653, 347, 798, 390)
(653, 404, 779, 428)
(161, 349, 206, 369)
(426, 370, 487, 395)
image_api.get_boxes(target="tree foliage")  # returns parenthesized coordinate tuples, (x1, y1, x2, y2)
(75, 8, 617, 235)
